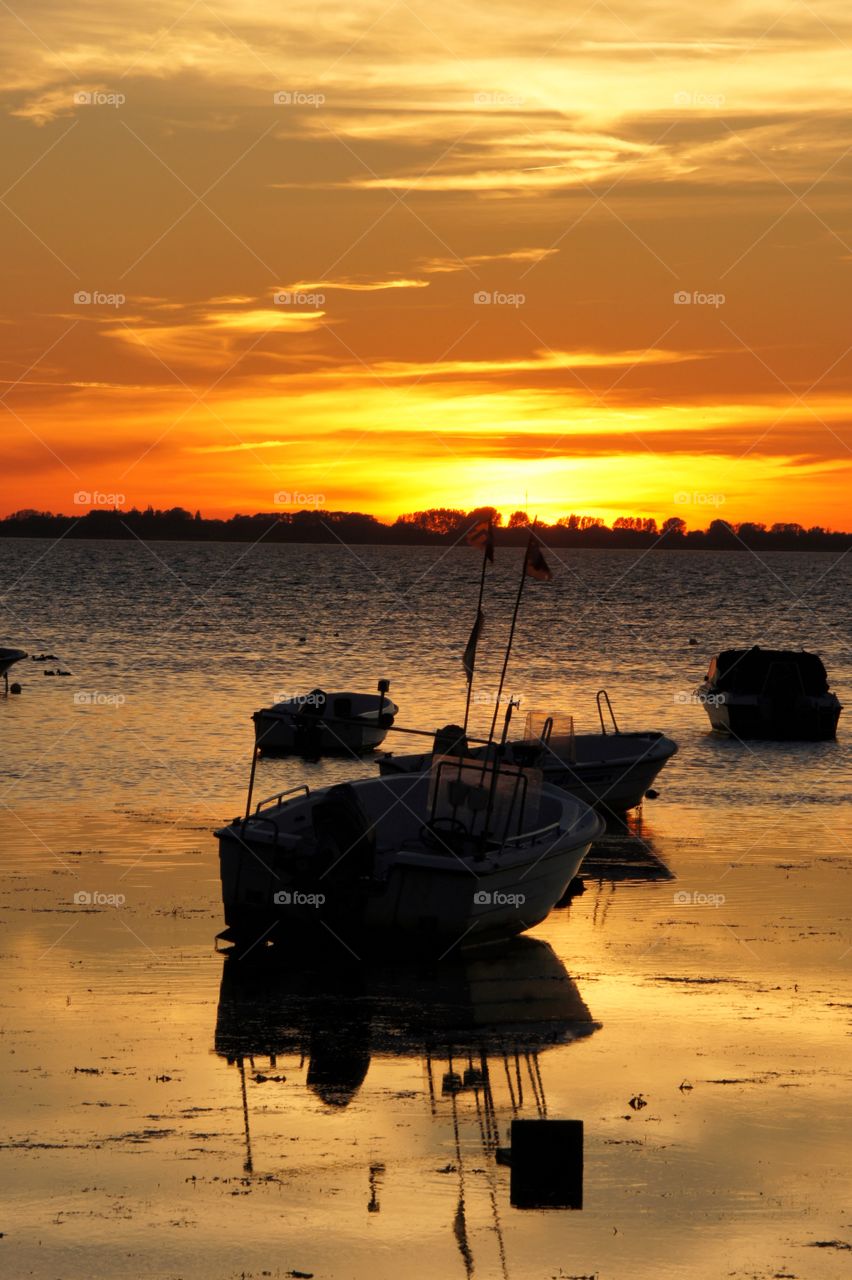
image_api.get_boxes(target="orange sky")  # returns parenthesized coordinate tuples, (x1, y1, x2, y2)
(2, 2, 852, 528)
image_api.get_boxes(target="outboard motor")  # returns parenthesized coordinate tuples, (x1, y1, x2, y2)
(432, 723, 468, 759)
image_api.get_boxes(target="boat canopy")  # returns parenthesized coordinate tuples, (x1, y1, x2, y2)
(709, 647, 830, 695)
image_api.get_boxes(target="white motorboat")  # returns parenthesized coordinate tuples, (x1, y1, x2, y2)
(253, 681, 398, 756)
(378, 695, 678, 816)
(0, 647, 27, 693)
(216, 758, 604, 950)
(696, 647, 842, 740)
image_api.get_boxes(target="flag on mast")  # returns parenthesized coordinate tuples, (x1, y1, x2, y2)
(462, 609, 484, 684)
(525, 536, 553, 581)
(465, 518, 494, 562)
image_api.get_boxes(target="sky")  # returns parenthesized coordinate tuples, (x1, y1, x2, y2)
(2, 1, 852, 528)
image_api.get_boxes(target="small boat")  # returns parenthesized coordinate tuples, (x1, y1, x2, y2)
(696, 647, 842, 740)
(215, 758, 604, 950)
(253, 680, 398, 756)
(378, 694, 678, 816)
(0, 647, 27, 693)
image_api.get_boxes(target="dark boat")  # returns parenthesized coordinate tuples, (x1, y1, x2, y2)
(696, 647, 842, 740)
(0, 647, 27, 693)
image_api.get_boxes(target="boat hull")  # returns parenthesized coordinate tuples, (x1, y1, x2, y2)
(379, 732, 678, 814)
(698, 689, 842, 741)
(0, 648, 27, 678)
(218, 829, 594, 950)
(254, 711, 391, 755)
(216, 774, 603, 951)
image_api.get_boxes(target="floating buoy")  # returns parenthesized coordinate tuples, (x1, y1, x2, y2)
(645, 788, 659, 800)
(9, 682, 22, 695)
(688, 637, 698, 645)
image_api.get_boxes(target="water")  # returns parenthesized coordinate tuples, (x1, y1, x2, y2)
(1, 541, 850, 1278)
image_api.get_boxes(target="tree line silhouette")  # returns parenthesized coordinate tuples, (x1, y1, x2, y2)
(0, 505, 848, 549)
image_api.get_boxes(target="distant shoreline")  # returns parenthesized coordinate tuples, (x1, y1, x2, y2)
(1, 509, 849, 552)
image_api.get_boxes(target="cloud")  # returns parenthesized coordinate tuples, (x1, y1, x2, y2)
(277, 277, 430, 292)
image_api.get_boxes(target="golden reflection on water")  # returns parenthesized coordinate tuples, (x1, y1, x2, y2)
(2, 545, 851, 1276)
(2, 797, 851, 1280)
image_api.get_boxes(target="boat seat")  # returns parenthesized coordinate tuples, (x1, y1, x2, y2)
(311, 784, 376, 883)
(299, 688, 327, 718)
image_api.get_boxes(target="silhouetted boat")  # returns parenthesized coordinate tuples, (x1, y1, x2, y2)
(696, 647, 842, 740)
(0, 647, 27, 693)
(253, 681, 398, 755)
(378, 692, 678, 815)
(215, 759, 604, 950)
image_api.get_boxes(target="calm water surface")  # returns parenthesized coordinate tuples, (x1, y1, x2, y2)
(1, 542, 850, 1278)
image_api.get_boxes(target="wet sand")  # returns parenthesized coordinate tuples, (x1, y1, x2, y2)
(2, 797, 850, 1280)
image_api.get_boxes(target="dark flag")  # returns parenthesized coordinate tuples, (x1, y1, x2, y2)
(462, 609, 484, 683)
(525, 537, 553, 581)
(466, 518, 494, 563)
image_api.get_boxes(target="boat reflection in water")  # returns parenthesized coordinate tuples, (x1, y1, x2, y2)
(214, 936, 598, 1248)
(569, 812, 675, 931)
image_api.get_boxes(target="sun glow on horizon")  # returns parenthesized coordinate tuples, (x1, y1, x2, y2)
(2, 2, 851, 530)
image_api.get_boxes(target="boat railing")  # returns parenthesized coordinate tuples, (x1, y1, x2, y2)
(502, 820, 562, 848)
(254, 783, 311, 814)
(596, 689, 621, 735)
